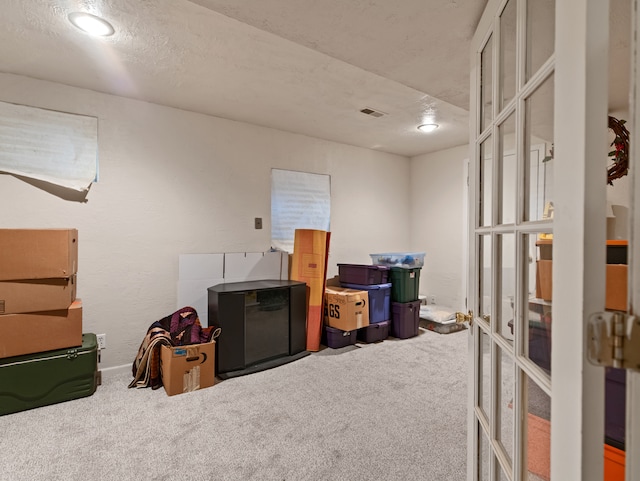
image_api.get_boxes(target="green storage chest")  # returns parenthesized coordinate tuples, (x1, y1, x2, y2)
(0, 333, 98, 416)
(389, 267, 421, 303)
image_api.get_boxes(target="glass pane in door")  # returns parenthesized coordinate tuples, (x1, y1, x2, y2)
(479, 235, 492, 324)
(500, 0, 517, 109)
(499, 233, 516, 343)
(480, 329, 491, 419)
(526, 0, 555, 81)
(498, 347, 515, 470)
(525, 74, 555, 222)
(499, 113, 516, 225)
(524, 374, 551, 480)
(524, 233, 552, 374)
(481, 35, 494, 133)
(480, 136, 493, 227)
(479, 426, 491, 481)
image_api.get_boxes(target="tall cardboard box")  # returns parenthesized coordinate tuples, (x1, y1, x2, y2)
(0, 229, 78, 280)
(0, 299, 83, 359)
(324, 286, 370, 331)
(0, 275, 76, 314)
(290, 229, 331, 352)
(159, 340, 216, 396)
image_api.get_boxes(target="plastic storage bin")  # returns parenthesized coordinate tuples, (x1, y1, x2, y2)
(389, 267, 421, 303)
(605, 367, 626, 449)
(322, 325, 357, 349)
(391, 301, 421, 339)
(357, 320, 390, 343)
(370, 252, 425, 268)
(340, 282, 391, 324)
(337, 264, 389, 285)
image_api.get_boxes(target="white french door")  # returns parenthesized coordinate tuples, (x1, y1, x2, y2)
(466, 0, 630, 480)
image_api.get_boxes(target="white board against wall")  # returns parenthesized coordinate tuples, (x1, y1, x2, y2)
(0, 101, 98, 192)
(177, 251, 289, 326)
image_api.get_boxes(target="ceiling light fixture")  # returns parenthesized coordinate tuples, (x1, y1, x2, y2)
(68, 12, 115, 37)
(417, 123, 439, 133)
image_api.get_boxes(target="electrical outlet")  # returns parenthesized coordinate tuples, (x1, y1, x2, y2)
(255, 217, 263, 229)
(430, 295, 436, 305)
(96, 334, 107, 350)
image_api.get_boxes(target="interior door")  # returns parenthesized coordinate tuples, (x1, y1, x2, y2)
(468, 1, 557, 479)
(627, 2, 640, 478)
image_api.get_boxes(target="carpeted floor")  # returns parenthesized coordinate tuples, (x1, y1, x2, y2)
(0, 325, 468, 481)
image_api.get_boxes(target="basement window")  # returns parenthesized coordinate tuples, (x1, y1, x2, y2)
(271, 168, 331, 253)
(0, 101, 98, 192)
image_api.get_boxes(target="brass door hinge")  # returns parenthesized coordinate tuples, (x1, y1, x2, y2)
(587, 311, 640, 371)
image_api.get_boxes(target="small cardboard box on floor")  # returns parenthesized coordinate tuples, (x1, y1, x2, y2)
(160, 340, 216, 396)
(324, 286, 369, 331)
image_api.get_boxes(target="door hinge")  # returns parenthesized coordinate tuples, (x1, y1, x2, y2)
(456, 310, 474, 326)
(587, 311, 640, 371)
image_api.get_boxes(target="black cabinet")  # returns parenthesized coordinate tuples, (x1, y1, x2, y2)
(208, 280, 308, 379)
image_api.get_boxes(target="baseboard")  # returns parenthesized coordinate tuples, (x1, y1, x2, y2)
(99, 363, 130, 379)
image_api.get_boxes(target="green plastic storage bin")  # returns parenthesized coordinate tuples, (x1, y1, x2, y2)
(389, 267, 421, 303)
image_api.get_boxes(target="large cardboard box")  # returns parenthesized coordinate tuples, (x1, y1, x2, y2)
(0, 229, 78, 280)
(290, 229, 331, 352)
(0, 299, 83, 359)
(160, 340, 216, 396)
(536, 261, 627, 311)
(324, 286, 369, 331)
(0, 275, 76, 314)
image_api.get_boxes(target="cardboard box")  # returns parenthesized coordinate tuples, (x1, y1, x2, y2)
(0, 299, 83, 359)
(536, 260, 553, 301)
(0, 229, 78, 280)
(324, 286, 369, 331)
(0, 275, 76, 314)
(606, 264, 627, 311)
(535, 261, 628, 311)
(290, 229, 331, 351)
(160, 340, 215, 396)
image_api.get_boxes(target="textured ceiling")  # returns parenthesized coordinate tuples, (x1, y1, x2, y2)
(0, 0, 631, 158)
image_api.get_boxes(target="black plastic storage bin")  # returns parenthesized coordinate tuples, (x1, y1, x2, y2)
(337, 264, 390, 285)
(356, 320, 390, 343)
(391, 301, 421, 339)
(605, 367, 626, 449)
(322, 325, 357, 349)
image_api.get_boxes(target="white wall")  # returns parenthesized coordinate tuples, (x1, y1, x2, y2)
(410, 144, 469, 310)
(0, 73, 412, 369)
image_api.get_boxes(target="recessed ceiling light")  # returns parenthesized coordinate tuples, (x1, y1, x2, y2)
(417, 123, 439, 133)
(68, 12, 115, 37)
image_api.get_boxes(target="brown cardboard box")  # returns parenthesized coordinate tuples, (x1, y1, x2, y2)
(324, 286, 369, 331)
(160, 340, 215, 396)
(535, 261, 628, 311)
(0, 229, 78, 280)
(606, 264, 627, 311)
(0, 275, 76, 314)
(536, 260, 553, 301)
(0, 299, 83, 359)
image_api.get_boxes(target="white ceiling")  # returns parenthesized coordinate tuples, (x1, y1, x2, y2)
(0, 0, 631, 158)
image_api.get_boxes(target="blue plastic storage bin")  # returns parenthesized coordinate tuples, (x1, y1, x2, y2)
(340, 282, 391, 324)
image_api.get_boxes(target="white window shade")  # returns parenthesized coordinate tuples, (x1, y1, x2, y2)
(0, 101, 98, 192)
(271, 169, 331, 253)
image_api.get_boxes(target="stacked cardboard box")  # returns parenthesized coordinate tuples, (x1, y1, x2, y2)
(0, 229, 83, 358)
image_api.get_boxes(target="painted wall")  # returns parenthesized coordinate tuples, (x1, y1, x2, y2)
(0, 73, 411, 369)
(410, 144, 469, 311)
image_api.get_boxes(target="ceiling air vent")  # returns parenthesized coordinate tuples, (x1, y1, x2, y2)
(360, 107, 386, 118)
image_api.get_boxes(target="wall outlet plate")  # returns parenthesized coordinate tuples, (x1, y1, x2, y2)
(96, 333, 107, 350)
